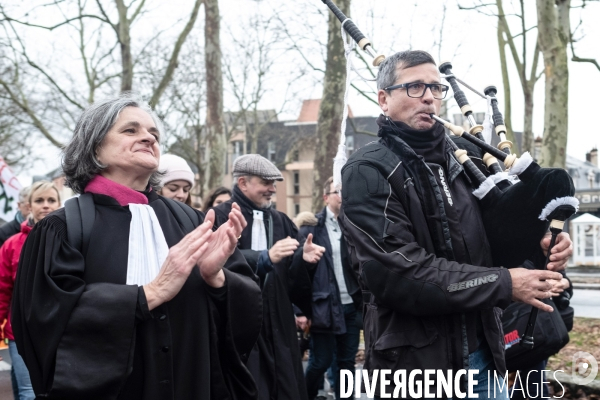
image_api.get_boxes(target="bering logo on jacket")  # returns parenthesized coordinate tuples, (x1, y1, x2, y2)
(447, 274, 499, 292)
(438, 168, 453, 206)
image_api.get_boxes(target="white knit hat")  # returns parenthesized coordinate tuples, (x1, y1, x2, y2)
(158, 154, 195, 188)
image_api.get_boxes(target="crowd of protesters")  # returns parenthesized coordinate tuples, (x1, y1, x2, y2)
(0, 58, 576, 400)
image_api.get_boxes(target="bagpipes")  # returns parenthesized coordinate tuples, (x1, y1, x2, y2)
(321, 0, 579, 349)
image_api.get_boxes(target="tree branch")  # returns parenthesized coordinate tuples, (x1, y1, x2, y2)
(0, 13, 109, 30)
(570, 38, 600, 71)
(128, 0, 147, 24)
(0, 78, 64, 148)
(351, 83, 378, 105)
(149, 0, 203, 107)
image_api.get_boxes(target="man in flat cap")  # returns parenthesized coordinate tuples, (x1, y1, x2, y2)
(212, 154, 325, 400)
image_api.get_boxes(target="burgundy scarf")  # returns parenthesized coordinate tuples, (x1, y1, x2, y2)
(84, 175, 149, 206)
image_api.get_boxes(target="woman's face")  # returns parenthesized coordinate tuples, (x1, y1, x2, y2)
(96, 107, 160, 187)
(212, 193, 231, 207)
(161, 180, 191, 203)
(29, 188, 60, 223)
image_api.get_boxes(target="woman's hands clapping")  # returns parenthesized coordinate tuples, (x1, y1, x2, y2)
(144, 203, 246, 310)
(197, 203, 247, 287)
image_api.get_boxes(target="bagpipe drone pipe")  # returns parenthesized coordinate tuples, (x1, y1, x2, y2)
(321, 0, 580, 349)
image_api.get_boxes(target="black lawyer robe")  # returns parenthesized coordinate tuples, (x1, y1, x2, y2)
(212, 188, 312, 400)
(11, 191, 262, 400)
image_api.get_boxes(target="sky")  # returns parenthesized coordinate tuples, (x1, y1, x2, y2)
(6, 0, 600, 185)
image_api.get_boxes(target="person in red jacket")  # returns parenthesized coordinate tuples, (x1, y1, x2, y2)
(0, 180, 61, 400)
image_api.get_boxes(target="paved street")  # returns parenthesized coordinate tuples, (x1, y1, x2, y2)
(0, 348, 13, 400)
(571, 288, 600, 318)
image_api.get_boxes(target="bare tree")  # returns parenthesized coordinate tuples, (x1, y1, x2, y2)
(497, 0, 543, 155)
(203, 0, 226, 191)
(311, 0, 350, 213)
(460, 0, 599, 166)
(537, 0, 569, 168)
(222, 11, 301, 156)
(0, 0, 202, 149)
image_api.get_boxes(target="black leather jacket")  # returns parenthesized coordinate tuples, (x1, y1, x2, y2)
(339, 130, 513, 395)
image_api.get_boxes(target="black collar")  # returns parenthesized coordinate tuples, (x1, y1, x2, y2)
(232, 185, 271, 212)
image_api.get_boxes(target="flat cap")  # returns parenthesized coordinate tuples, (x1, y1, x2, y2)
(232, 154, 284, 181)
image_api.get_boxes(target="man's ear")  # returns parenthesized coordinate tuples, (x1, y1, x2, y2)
(237, 176, 247, 189)
(378, 89, 389, 114)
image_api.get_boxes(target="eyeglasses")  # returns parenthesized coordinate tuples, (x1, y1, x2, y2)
(326, 190, 340, 196)
(383, 82, 449, 100)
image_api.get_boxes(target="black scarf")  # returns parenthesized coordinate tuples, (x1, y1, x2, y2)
(232, 185, 271, 213)
(377, 114, 447, 165)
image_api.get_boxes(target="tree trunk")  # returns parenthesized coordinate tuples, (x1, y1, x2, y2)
(204, 0, 225, 191)
(115, 0, 133, 92)
(497, 19, 516, 153)
(536, 0, 570, 168)
(522, 85, 534, 155)
(311, 0, 350, 213)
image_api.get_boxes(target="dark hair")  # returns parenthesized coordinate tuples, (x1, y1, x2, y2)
(376, 50, 437, 90)
(323, 176, 333, 196)
(202, 186, 232, 213)
(62, 93, 164, 194)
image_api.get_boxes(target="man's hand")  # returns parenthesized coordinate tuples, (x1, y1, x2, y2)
(197, 203, 247, 288)
(268, 237, 299, 264)
(549, 277, 570, 296)
(509, 268, 564, 312)
(295, 315, 309, 331)
(540, 232, 573, 271)
(303, 233, 325, 263)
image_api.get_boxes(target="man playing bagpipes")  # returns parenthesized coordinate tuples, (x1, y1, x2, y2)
(338, 50, 573, 399)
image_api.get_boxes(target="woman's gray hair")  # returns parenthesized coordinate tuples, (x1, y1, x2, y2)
(376, 50, 437, 90)
(62, 93, 164, 194)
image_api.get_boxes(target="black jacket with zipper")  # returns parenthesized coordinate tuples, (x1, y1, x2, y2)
(338, 119, 513, 396)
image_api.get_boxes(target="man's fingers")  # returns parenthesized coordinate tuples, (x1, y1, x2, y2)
(536, 270, 563, 281)
(530, 298, 554, 313)
(306, 233, 313, 245)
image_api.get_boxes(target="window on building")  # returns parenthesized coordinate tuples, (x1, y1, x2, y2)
(585, 233, 594, 257)
(233, 141, 242, 161)
(268, 141, 276, 161)
(293, 149, 300, 162)
(293, 171, 300, 195)
(294, 203, 300, 216)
